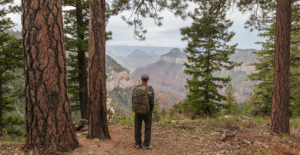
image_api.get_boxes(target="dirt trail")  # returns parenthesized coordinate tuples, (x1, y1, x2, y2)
(1, 120, 300, 155)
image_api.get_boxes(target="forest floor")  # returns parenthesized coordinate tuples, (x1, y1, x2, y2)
(1, 116, 300, 155)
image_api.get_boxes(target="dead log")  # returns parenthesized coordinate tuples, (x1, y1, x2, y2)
(220, 130, 236, 141)
(74, 119, 88, 131)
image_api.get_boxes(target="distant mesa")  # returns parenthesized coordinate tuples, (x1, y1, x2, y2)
(150, 51, 157, 56)
(162, 48, 186, 58)
(131, 49, 147, 55)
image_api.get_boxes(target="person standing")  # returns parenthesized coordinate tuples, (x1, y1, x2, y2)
(132, 74, 155, 149)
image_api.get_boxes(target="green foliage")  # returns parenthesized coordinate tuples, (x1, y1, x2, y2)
(160, 108, 166, 118)
(2, 111, 25, 137)
(0, 32, 23, 136)
(290, 95, 300, 117)
(108, 87, 133, 115)
(0, 0, 25, 138)
(0, 33, 23, 73)
(152, 104, 160, 122)
(0, 0, 21, 32)
(235, 100, 252, 116)
(113, 112, 135, 125)
(110, 0, 189, 41)
(223, 83, 238, 115)
(107, 109, 114, 116)
(180, 1, 241, 117)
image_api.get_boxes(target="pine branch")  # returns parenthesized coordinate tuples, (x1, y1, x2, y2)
(291, 27, 300, 31)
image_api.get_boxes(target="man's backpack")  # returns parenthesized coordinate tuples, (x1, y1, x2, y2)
(132, 85, 150, 114)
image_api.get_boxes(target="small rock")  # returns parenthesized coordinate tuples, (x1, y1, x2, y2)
(224, 115, 234, 119)
(211, 132, 219, 136)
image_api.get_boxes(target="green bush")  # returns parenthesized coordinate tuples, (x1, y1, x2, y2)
(107, 109, 113, 116)
(1, 111, 26, 138)
(152, 104, 161, 122)
(113, 112, 135, 125)
(223, 83, 239, 115)
(290, 95, 300, 117)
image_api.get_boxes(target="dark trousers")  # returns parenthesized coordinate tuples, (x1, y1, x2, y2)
(134, 112, 152, 146)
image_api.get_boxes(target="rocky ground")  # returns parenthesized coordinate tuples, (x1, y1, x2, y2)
(1, 116, 300, 155)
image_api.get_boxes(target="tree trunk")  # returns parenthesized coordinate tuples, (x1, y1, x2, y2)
(0, 78, 2, 133)
(271, 0, 291, 135)
(76, 0, 88, 120)
(205, 38, 210, 115)
(87, 0, 110, 139)
(22, 0, 79, 151)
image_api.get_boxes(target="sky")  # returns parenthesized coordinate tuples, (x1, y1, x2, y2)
(6, 1, 266, 50)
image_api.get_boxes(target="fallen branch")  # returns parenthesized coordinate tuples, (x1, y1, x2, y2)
(220, 130, 236, 141)
(212, 129, 223, 133)
(260, 130, 277, 136)
(243, 139, 252, 145)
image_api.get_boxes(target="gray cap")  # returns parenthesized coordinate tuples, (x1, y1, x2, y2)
(141, 74, 149, 80)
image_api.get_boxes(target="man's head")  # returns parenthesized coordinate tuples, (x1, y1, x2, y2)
(141, 74, 149, 85)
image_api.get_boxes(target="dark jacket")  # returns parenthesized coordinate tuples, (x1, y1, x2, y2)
(132, 85, 155, 112)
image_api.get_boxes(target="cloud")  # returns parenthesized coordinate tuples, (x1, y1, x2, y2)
(3, 1, 266, 50)
(106, 3, 266, 49)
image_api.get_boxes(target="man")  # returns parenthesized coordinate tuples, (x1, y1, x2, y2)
(132, 74, 155, 149)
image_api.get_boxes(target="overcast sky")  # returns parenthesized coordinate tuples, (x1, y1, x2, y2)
(7, 1, 266, 50)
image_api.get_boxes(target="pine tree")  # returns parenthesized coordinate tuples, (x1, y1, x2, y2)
(0, 0, 23, 132)
(0, 33, 23, 131)
(180, 1, 241, 117)
(223, 83, 238, 115)
(22, 0, 79, 150)
(271, 0, 292, 134)
(63, 0, 115, 120)
(87, 0, 110, 139)
(244, 1, 300, 116)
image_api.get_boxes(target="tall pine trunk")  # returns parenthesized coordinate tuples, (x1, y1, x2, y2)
(271, 0, 291, 134)
(22, 0, 79, 150)
(76, 0, 88, 120)
(0, 78, 2, 133)
(87, 0, 110, 139)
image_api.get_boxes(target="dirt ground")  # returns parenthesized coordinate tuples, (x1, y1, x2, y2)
(1, 119, 300, 155)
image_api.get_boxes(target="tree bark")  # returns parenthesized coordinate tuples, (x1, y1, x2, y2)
(271, 0, 292, 135)
(87, 0, 110, 139)
(76, 0, 88, 120)
(0, 78, 2, 133)
(22, 0, 79, 151)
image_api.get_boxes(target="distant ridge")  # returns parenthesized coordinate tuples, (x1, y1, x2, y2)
(162, 48, 186, 58)
(106, 46, 185, 56)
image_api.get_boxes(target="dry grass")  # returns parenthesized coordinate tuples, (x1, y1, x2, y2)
(1, 115, 300, 155)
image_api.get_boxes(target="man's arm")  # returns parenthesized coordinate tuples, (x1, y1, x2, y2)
(149, 86, 155, 112)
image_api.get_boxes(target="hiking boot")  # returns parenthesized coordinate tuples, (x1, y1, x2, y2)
(142, 145, 152, 150)
(135, 145, 142, 149)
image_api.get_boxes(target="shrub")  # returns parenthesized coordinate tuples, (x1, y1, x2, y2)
(152, 104, 161, 122)
(112, 112, 135, 125)
(1, 111, 26, 138)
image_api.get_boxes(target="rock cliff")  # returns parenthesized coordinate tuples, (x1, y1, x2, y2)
(105, 55, 183, 114)
(132, 48, 261, 104)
